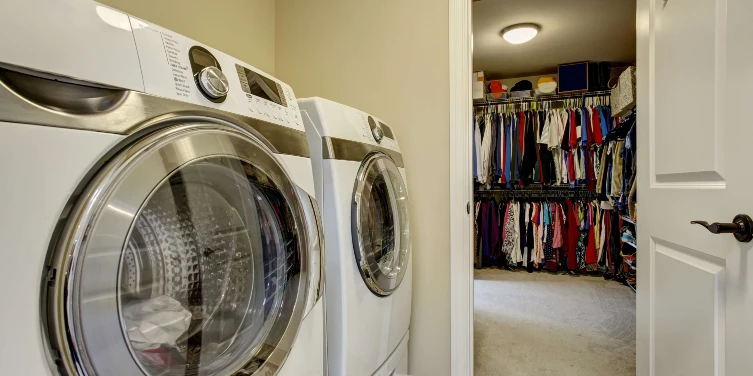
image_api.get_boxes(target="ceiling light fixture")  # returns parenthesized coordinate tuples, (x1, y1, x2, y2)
(501, 23, 540, 44)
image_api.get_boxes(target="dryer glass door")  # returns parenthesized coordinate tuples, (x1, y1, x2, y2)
(352, 152, 411, 297)
(46, 123, 312, 376)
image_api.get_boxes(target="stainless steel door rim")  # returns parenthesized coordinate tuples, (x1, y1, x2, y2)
(351, 152, 411, 297)
(44, 121, 313, 376)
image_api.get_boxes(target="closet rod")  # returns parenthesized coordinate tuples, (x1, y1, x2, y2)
(475, 187, 598, 200)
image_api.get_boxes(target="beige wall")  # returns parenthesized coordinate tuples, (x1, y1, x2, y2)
(275, 1, 451, 375)
(98, 0, 276, 74)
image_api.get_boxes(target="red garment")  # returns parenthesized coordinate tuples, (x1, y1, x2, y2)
(592, 109, 603, 145)
(587, 149, 596, 181)
(586, 206, 598, 264)
(569, 109, 578, 150)
(565, 200, 580, 270)
(552, 203, 564, 248)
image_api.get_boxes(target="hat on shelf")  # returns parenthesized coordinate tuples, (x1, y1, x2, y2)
(536, 76, 558, 94)
(510, 79, 533, 92)
(486, 80, 507, 99)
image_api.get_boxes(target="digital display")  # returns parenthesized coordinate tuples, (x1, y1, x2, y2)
(191, 48, 218, 68)
(235, 64, 284, 106)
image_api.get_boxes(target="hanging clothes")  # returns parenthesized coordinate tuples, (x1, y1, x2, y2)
(474, 99, 615, 188)
(473, 196, 625, 273)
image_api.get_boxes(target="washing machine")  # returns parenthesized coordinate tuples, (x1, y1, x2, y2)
(0, 2, 324, 375)
(298, 98, 412, 376)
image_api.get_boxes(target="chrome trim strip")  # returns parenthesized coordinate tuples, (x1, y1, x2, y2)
(0, 67, 310, 157)
(294, 186, 324, 316)
(321, 136, 404, 167)
(309, 195, 328, 376)
(309, 196, 326, 304)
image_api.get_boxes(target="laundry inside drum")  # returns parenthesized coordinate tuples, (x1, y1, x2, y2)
(118, 157, 289, 376)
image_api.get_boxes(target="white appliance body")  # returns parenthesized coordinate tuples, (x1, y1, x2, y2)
(299, 98, 412, 376)
(0, 2, 323, 375)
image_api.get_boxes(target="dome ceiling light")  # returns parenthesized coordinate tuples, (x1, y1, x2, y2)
(501, 23, 541, 44)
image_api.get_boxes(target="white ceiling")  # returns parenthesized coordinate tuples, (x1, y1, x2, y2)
(473, 0, 636, 79)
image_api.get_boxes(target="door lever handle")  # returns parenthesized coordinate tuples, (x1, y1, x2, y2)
(691, 214, 753, 243)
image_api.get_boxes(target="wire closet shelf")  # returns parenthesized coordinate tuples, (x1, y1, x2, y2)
(473, 89, 611, 109)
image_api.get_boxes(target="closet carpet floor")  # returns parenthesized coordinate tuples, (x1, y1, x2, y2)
(474, 269, 636, 376)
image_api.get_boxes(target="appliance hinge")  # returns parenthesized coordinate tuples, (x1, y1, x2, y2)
(46, 267, 57, 285)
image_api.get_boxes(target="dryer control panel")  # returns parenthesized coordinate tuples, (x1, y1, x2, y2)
(129, 17, 303, 131)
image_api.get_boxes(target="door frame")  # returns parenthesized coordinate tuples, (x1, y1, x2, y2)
(448, 1, 647, 374)
(448, 0, 473, 374)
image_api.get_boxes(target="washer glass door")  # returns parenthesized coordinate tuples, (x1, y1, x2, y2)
(46, 123, 310, 376)
(122, 157, 288, 375)
(352, 152, 411, 297)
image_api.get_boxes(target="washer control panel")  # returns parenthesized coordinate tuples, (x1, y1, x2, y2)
(355, 112, 398, 151)
(129, 17, 303, 130)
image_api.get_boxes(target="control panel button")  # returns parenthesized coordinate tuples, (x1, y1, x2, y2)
(198, 66, 229, 99)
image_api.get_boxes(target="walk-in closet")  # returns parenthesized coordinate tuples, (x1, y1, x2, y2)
(472, 1, 637, 375)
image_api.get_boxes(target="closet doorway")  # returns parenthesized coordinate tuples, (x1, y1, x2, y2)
(470, 1, 637, 375)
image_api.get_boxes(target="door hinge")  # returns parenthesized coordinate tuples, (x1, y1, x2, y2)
(467, 201, 471, 214)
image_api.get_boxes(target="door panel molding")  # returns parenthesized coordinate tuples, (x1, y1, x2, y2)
(652, 237, 726, 376)
(649, 0, 728, 187)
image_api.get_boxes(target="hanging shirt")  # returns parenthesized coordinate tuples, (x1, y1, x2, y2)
(569, 109, 578, 150)
(547, 110, 563, 185)
(565, 200, 580, 270)
(558, 109, 569, 146)
(473, 114, 481, 179)
(541, 110, 552, 147)
(592, 106, 603, 145)
(552, 203, 564, 248)
(499, 113, 507, 184)
(489, 113, 499, 182)
(501, 202, 517, 263)
(599, 210, 609, 261)
(586, 203, 598, 265)
(505, 115, 513, 185)
(479, 115, 492, 183)
(517, 112, 525, 184)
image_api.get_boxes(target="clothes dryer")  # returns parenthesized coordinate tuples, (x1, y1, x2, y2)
(299, 98, 412, 376)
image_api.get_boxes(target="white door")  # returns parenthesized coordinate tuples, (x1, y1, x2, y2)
(638, 0, 753, 374)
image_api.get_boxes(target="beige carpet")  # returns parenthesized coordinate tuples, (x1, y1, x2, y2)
(474, 269, 636, 376)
